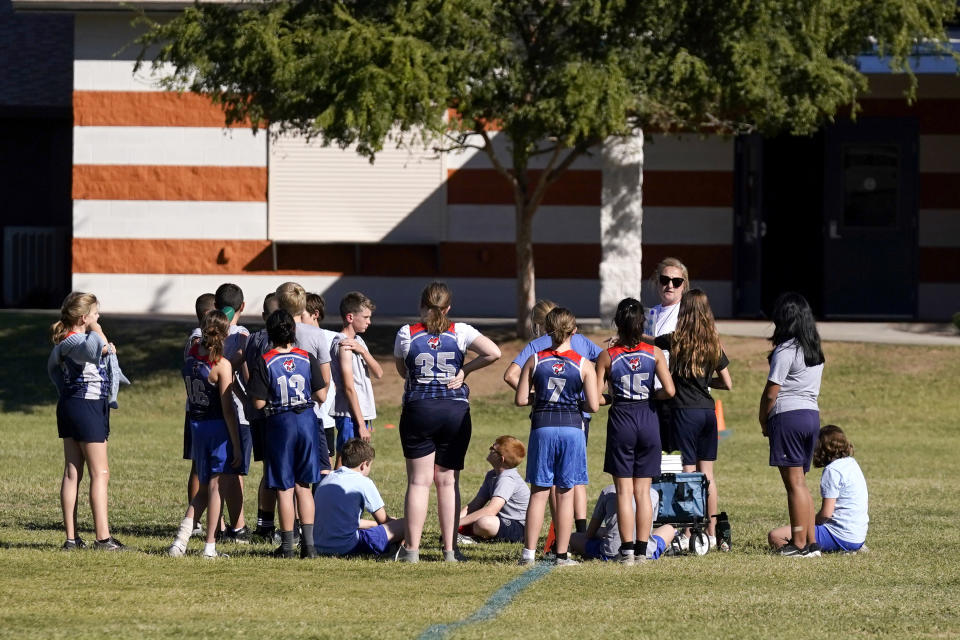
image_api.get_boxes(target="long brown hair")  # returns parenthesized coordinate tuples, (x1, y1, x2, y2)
(813, 425, 855, 468)
(201, 309, 230, 362)
(670, 289, 722, 378)
(420, 282, 452, 335)
(51, 292, 98, 344)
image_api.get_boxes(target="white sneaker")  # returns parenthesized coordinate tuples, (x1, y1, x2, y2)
(167, 541, 187, 558)
(554, 556, 580, 566)
(456, 533, 477, 546)
(191, 523, 203, 536)
(676, 534, 690, 551)
(202, 550, 229, 559)
(618, 552, 636, 566)
(518, 557, 535, 567)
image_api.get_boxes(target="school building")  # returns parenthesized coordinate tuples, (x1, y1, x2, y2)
(3, 0, 959, 320)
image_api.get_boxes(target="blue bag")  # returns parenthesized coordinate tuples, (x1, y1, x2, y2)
(653, 472, 708, 523)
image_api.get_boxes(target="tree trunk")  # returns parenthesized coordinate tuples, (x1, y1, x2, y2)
(515, 202, 536, 339)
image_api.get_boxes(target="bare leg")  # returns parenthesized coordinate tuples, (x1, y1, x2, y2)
(205, 475, 222, 545)
(524, 486, 551, 552)
(258, 473, 276, 516)
(634, 477, 653, 545)
(768, 524, 792, 549)
(403, 453, 435, 551)
(187, 461, 200, 506)
(698, 460, 717, 537)
(573, 484, 587, 522)
(276, 488, 296, 532)
(294, 483, 313, 525)
(435, 466, 460, 552)
(221, 473, 246, 530)
(472, 516, 501, 540)
(779, 466, 814, 547)
(382, 518, 407, 542)
(613, 476, 635, 547)
(61, 439, 84, 540)
(79, 441, 111, 540)
(554, 487, 574, 555)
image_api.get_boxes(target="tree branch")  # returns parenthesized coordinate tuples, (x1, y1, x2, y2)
(478, 127, 516, 187)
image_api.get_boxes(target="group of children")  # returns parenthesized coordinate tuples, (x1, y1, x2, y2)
(47, 265, 869, 562)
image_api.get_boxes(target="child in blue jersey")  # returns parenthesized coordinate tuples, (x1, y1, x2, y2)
(330, 292, 383, 467)
(504, 299, 602, 537)
(393, 282, 501, 562)
(182, 293, 216, 534)
(247, 309, 327, 559)
(769, 425, 868, 555)
(47, 292, 128, 551)
(167, 310, 242, 558)
(516, 307, 600, 566)
(596, 298, 675, 565)
(313, 439, 406, 557)
(759, 292, 826, 557)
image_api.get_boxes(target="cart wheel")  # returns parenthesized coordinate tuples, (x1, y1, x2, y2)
(690, 531, 710, 556)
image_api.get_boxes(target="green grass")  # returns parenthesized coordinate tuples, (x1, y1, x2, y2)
(1, 314, 959, 639)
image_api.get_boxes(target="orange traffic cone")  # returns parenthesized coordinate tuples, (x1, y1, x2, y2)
(716, 399, 727, 434)
(544, 521, 556, 553)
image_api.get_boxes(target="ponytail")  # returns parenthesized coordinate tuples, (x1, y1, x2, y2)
(420, 282, 452, 335)
(201, 309, 230, 362)
(544, 307, 576, 348)
(51, 291, 98, 344)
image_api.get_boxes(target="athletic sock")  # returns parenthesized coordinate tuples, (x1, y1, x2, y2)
(556, 552, 568, 560)
(256, 510, 274, 528)
(203, 542, 216, 556)
(280, 530, 295, 553)
(635, 540, 647, 556)
(521, 548, 536, 561)
(175, 517, 194, 544)
(619, 541, 635, 555)
(300, 524, 314, 548)
(575, 519, 587, 533)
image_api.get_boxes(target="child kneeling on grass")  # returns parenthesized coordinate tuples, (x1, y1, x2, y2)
(768, 425, 868, 555)
(458, 436, 530, 544)
(569, 484, 672, 562)
(312, 438, 406, 557)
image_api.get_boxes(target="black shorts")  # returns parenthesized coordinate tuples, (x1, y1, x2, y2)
(399, 399, 472, 470)
(57, 396, 110, 443)
(654, 399, 675, 453)
(251, 416, 267, 462)
(324, 426, 336, 457)
(672, 407, 718, 465)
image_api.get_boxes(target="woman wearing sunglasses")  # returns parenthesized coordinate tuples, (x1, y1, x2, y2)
(649, 257, 689, 453)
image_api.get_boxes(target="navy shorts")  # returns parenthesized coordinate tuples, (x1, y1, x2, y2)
(494, 516, 525, 543)
(264, 409, 323, 490)
(767, 409, 819, 473)
(672, 407, 718, 465)
(314, 416, 332, 470)
(227, 423, 252, 475)
(399, 399, 472, 470)
(335, 416, 374, 452)
(526, 426, 588, 488)
(57, 396, 110, 443)
(182, 414, 192, 460)
(250, 416, 266, 462)
(603, 401, 661, 479)
(190, 418, 234, 484)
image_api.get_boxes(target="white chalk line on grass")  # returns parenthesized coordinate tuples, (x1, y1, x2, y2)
(417, 563, 554, 640)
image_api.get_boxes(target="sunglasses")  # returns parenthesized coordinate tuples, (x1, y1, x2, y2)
(659, 275, 685, 288)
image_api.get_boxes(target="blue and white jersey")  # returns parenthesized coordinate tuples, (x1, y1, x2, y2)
(248, 347, 323, 415)
(607, 342, 656, 402)
(182, 344, 224, 422)
(48, 331, 109, 400)
(394, 322, 480, 404)
(530, 349, 585, 429)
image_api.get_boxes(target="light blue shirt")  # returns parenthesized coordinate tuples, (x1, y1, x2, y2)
(312, 467, 385, 554)
(820, 457, 869, 543)
(512, 333, 602, 368)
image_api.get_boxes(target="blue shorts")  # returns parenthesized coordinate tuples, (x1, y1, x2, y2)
(345, 525, 390, 556)
(815, 525, 864, 553)
(767, 409, 819, 473)
(583, 534, 666, 561)
(57, 396, 110, 443)
(264, 409, 323, 490)
(494, 516, 525, 543)
(314, 416, 332, 470)
(335, 416, 374, 452)
(672, 408, 718, 464)
(604, 401, 661, 478)
(228, 423, 252, 475)
(526, 426, 588, 489)
(399, 399, 472, 470)
(190, 418, 234, 484)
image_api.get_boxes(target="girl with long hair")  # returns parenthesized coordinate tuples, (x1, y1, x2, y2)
(655, 290, 732, 548)
(47, 292, 126, 551)
(595, 298, 674, 564)
(759, 292, 825, 557)
(393, 282, 501, 562)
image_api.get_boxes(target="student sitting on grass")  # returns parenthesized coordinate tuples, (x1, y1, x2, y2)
(457, 436, 530, 544)
(768, 425, 868, 555)
(312, 438, 406, 557)
(569, 484, 672, 562)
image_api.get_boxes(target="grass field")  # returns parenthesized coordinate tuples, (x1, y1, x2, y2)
(1, 312, 959, 639)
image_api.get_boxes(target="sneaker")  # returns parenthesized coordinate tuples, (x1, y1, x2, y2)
(443, 549, 467, 563)
(167, 540, 187, 557)
(272, 545, 296, 559)
(202, 549, 229, 559)
(801, 543, 822, 558)
(775, 543, 805, 557)
(676, 534, 690, 552)
(554, 556, 580, 566)
(618, 552, 636, 566)
(543, 551, 557, 562)
(707, 535, 717, 550)
(253, 525, 275, 542)
(517, 556, 536, 567)
(300, 545, 319, 559)
(222, 526, 251, 544)
(93, 537, 130, 552)
(456, 533, 478, 546)
(192, 523, 203, 536)
(61, 537, 87, 551)
(394, 545, 419, 563)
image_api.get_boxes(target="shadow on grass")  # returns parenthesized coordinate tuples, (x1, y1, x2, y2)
(0, 540, 64, 551)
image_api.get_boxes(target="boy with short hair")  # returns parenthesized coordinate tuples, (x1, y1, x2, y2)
(330, 292, 383, 466)
(275, 282, 332, 473)
(458, 436, 530, 544)
(214, 282, 252, 543)
(305, 292, 337, 468)
(569, 484, 672, 563)
(312, 438, 405, 557)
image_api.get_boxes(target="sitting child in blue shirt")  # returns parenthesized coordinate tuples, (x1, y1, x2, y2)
(312, 438, 406, 557)
(570, 484, 675, 562)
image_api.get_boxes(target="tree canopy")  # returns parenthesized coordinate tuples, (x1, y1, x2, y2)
(138, 0, 957, 335)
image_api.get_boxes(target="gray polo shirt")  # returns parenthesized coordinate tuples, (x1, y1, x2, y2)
(475, 468, 529, 522)
(767, 339, 823, 416)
